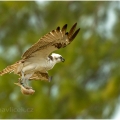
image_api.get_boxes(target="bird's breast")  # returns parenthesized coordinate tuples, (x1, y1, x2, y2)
(23, 57, 54, 73)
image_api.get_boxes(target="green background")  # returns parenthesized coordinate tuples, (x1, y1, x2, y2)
(0, 1, 120, 119)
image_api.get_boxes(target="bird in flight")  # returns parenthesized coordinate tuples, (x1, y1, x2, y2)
(0, 23, 80, 95)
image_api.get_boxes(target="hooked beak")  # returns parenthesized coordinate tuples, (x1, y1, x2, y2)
(61, 57, 65, 62)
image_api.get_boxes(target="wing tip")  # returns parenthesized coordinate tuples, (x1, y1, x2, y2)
(77, 28, 80, 32)
(64, 24, 67, 27)
(56, 26, 60, 31)
(62, 24, 67, 32)
(69, 28, 80, 42)
(73, 22, 77, 26)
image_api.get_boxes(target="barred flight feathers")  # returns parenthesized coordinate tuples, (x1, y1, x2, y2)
(22, 23, 80, 59)
(0, 62, 20, 76)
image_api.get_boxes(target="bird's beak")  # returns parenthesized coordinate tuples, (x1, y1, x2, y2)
(61, 57, 65, 62)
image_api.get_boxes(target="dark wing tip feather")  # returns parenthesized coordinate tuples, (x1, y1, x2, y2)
(69, 28, 80, 42)
(62, 24, 67, 34)
(75, 22, 77, 25)
(68, 22, 77, 38)
(65, 32, 68, 35)
(51, 30, 55, 34)
(73, 22, 77, 27)
(56, 26, 60, 32)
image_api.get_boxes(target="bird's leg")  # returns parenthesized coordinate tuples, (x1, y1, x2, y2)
(19, 71, 31, 89)
(20, 71, 25, 86)
(24, 78, 32, 89)
(23, 73, 33, 89)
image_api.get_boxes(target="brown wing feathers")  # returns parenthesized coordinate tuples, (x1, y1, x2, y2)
(67, 23, 80, 43)
(29, 71, 49, 81)
(22, 23, 80, 59)
(62, 24, 67, 34)
(68, 23, 77, 38)
(53, 23, 80, 48)
(69, 28, 80, 42)
(52, 23, 80, 49)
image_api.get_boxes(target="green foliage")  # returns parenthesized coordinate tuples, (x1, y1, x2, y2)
(0, 1, 120, 119)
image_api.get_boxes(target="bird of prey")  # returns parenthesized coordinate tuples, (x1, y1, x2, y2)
(0, 23, 80, 94)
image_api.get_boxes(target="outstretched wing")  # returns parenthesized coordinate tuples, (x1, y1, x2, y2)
(29, 71, 49, 81)
(22, 23, 80, 59)
(17, 71, 49, 81)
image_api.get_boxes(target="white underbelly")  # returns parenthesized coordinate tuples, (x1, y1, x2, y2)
(21, 58, 53, 74)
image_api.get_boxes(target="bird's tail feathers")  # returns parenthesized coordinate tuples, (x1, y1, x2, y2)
(0, 61, 21, 76)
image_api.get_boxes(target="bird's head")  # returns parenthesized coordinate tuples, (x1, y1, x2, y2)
(51, 53, 65, 63)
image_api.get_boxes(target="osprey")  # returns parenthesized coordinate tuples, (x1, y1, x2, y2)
(0, 23, 80, 95)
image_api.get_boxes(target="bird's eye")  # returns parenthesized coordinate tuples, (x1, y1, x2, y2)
(55, 57, 58, 60)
